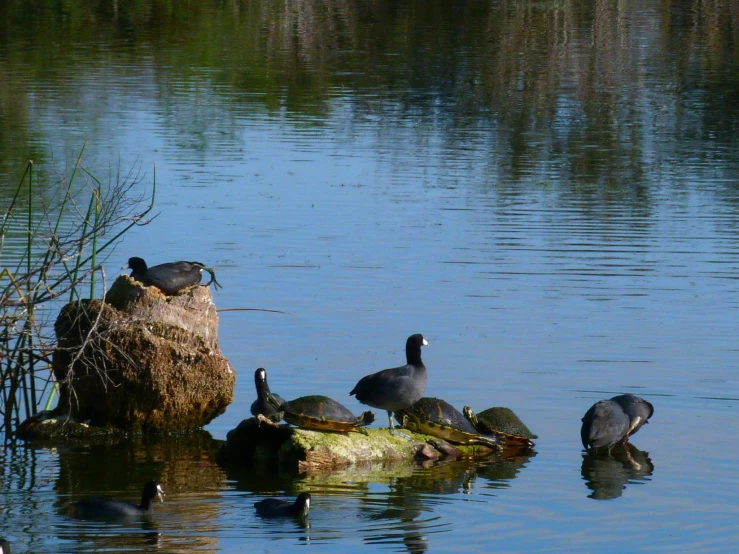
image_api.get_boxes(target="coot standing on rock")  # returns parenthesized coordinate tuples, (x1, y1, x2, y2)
(74, 480, 165, 519)
(581, 394, 654, 451)
(250, 367, 285, 418)
(123, 257, 221, 295)
(350, 333, 428, 434)
(255, 492, 311, 518)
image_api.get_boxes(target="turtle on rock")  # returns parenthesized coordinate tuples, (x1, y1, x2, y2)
(463, 406, 537, 448)
(266, 393, 375, 433)
(395, 397, 500, 451)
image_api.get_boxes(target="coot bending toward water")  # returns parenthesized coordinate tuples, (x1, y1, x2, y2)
(611, 394, 654, 438)
(123, 257, 221, 295)
(581, 394, 653, 451)
(74, 480, 165, 518)
(0, 537, 9, 554)
(350, 334, 428, 433)
(250, 367, 285, 417)
(255, 492, 311, 518)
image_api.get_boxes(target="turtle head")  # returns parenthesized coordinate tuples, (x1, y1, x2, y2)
(398, 413, 413, 430)
(462, 406, 478, 427)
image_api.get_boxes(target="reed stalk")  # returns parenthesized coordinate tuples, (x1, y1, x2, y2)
(0, 147, 155, 440)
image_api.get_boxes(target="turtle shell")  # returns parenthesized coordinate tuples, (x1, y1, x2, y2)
(280, 395, 374, 432)
(397, 397, 499, 449)
(463, 406, 537, 447)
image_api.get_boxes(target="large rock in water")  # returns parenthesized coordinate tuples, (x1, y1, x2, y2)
(46, 275, 235, 432)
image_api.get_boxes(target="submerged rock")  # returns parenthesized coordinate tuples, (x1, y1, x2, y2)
(216, 416, 496, 472)
(17, 410, 124, 442)
(41, 275, 234, 433)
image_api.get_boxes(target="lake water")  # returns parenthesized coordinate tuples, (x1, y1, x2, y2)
(2, 1, 739, 552)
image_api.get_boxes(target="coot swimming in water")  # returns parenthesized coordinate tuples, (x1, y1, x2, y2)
(254, 492, 311, 518)
(74, 480, 165, 518)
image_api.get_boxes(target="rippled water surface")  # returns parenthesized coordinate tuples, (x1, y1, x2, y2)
(2, 0, 739, 552)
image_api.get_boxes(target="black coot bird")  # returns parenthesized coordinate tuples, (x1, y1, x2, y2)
(255, 492, 311, 518)
(581, 394, 654, 451)
(0, 537, 9, 554)
(350, 334, 428, 433)
(74, 480, 165, 519)
(123, 257, 221, 296)
(250, 367, 285, 418)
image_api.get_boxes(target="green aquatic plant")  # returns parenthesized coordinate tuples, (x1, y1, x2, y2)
(0, 144, 155, 439)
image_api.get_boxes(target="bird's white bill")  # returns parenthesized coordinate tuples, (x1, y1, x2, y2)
(303, 497, 310, 513)
(627, 416, 641, 435)
(157, 484, 166, 501)
(422, 338, 429, 346)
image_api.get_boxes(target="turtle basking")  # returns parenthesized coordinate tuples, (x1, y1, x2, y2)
(395, 397, 500, 450)
(463, 406, 538, 448)
(266, 394, 375, 433)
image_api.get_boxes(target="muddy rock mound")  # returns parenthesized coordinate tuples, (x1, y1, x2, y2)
(47, 275, 235, 433)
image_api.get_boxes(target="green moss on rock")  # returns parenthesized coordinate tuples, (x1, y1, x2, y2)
(217, 417, 498, 472)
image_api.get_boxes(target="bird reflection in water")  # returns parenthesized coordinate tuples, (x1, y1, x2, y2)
(581, 442, 654, 500)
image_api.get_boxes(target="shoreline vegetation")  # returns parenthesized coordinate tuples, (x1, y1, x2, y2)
(0, 145, 156, 440)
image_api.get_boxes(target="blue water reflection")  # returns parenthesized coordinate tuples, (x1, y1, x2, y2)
(2, 0, 739, 552)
